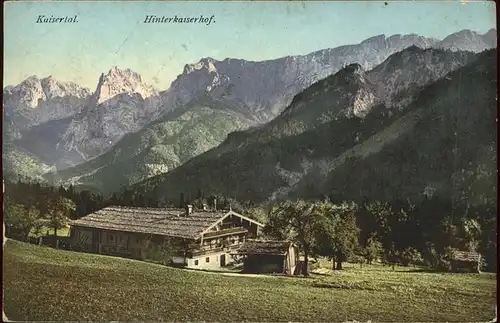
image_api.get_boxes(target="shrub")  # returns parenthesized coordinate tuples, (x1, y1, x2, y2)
(436, 246, 455, 272)
(146, 245, 172, 266)
(363, 236, 383, 264)
(400, 247, 424, 267)
(349, 254, 366, 268)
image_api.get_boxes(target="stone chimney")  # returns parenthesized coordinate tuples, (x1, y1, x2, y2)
(185, 204, 193, 216)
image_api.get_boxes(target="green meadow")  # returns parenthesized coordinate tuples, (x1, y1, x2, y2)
(3, 240, 496, 322)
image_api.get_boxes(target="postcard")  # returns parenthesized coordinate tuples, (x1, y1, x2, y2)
(3, 1, 497, 322)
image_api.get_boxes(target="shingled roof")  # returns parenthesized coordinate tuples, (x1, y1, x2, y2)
(70, 206, 231, 239)
(452, 250, 482, 262)
(236, 240, 295, 255)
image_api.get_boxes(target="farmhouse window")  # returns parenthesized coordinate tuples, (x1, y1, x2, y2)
(194, 260, 198, 266)
(206, 257, 210, 263)
(108, 235, 113, 242)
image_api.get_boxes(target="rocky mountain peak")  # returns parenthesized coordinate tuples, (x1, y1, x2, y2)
(441, 29, 481, 44)
(379, 45, 426, 66)
(4, 75, 92, 110)
(43, 75, 57, 81)
(367, 46, 476, 111)
(450, 29, 478, 38)
(281, 61, 375, 120)
(438, 29, 496, 52)
(106, 66, 142, 80)
(23, 75, 41, 85)
(361, 34, 386, 46)
(164, 58, 232, 111)
(40, 75, 91, 100)
(340, 64, 376, 118)
(482, 28, 497, 47)
(2, 75, 93, 133)
(94, 66, 157, 104)
(344, 63, 365, 74)
(337, 63, 369, 86)
(13, 76, 46, 108)
(484, 28, 497, 38)
(182, 57, 218, 75)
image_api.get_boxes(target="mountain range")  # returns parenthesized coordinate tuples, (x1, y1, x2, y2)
(133, 47, 496, 204)
(2, 28, 497, 198)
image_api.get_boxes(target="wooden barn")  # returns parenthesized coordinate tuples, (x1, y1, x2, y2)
(234, 240, 299, 275)
(69, 205, 264, 269)
(450, 250, 482, 273)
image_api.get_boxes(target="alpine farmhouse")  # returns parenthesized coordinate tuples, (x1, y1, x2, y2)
(69, 204, 264, 268)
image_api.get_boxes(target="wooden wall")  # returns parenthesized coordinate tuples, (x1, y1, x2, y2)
(285, 245, 299, 275)
(219, 214, 261, 238)
(243, 254, 285, 274)
(241, 245, 298, 275)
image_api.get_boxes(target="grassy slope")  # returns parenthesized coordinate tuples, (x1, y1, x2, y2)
(2, 144, 52, 181)
(46, 98, 255, 194)
(322, 49, 497, 202)
(4, 240, 496, 322)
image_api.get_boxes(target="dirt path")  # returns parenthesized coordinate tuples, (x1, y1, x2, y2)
(189, 268, 289, 279)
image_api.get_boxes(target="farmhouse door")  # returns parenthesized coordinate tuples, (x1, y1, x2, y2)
(220, 254, 226, 267)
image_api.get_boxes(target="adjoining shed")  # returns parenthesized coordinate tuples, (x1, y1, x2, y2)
(234, 240, 299, 275)
(451, 250, 482, 273)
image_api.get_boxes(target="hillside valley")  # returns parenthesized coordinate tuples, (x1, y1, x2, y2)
(134, 49, 496, 205)
(44, 96, 256, 192)
(3, 28, 496, 188)
(38, 32, 463, 189)
(4, 5, 499, 323)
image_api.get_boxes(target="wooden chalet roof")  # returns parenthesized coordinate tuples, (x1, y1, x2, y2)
(452, 250, 481, 262)
(70, 206, 230, 239)
(236, 240, 294, 256)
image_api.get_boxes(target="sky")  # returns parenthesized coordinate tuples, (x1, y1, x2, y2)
(4, 1, 497, 90)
